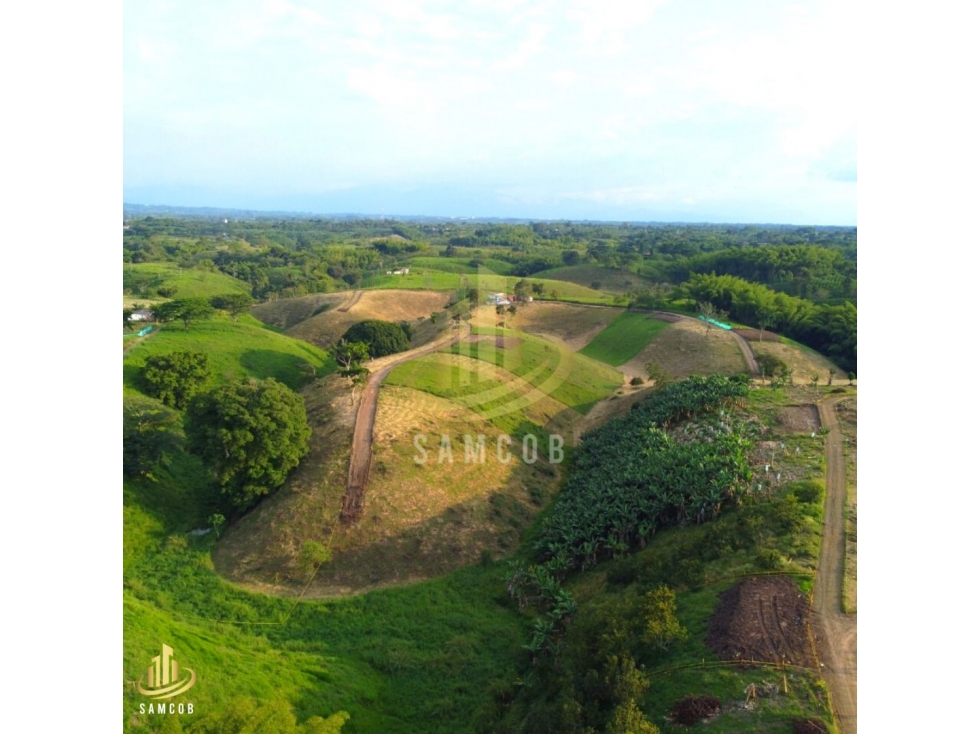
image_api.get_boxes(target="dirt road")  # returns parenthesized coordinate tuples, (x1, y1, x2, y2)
(336, 290, 362, 313)
(814, 397, 858, 733)
(340, 324, 469, 522)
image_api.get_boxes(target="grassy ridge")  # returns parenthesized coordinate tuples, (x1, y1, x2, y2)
(533, 264, 652, 293)
(124, 315, 335, 393)
(359, 271, 617, 305)
(407, 256, 515, 275)
(578, 311, 671, 366)
(124, 262, 252, 300)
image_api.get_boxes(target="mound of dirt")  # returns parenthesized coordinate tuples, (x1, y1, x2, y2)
(792, 719, 829, 734)
(735, 328, 780, 342)
(671, 695, 722, 725)
(707, 577, 814, 668)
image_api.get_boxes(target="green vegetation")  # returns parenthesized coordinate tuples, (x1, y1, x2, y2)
(124, 262, 253, 300)
(578, 312, 671, 366)
(123, 213, 853, 733)
(340, 320, 409, 358)
(685, 273, 856, 373)
(124, 316, 334, 393)
(535, 376, 752, 571)
(446, 327, 622, 413)
(140, 351, 210, 408)
(186, 378, 312, 513)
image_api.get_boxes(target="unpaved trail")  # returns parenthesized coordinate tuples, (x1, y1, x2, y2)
(340, 324, 470, 522)
(730, 329, 761, 377)
(335, 290, 362, 313)
(814, 397, 857, 733)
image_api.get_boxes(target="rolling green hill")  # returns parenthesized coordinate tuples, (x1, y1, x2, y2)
(124, 314, 335, 394)
(124, 262, 252, 300)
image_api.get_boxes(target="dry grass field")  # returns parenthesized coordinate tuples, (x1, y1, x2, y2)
(754, 340, 845, 384)
(286, 289, 451, 348)
(471, 302, 624, 351)
(619, 318, 748, 381)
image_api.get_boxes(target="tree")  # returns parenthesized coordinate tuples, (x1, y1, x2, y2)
(331, 339, 369, 371)
(211, 293, 252, 323)
(606, 699, 660, 734)
(644, 361, 673, 390)
(186, 378, 311, 512)
(154, 298, 215, 329)
(532, 282, 545, 297)
(124, 308, 134, 331)
(123, 398, 182, 477)
(514, 279, 532, 301)
(140, 351, 211, 408)
(467, 287, 479, 309)
(641, 586, 688, 651)
(697, 301, 727, 338)
(340, 320, 409, 358)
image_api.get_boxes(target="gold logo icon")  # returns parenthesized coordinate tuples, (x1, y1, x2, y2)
(137, 644, 197, 699)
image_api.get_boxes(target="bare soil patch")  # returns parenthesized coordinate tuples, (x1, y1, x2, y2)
(649, 310, 682, 322)
(735, 328, 780, 342)
(671, 695, 722, 725)
(707, 577, 815, 668)
(777, 405, 820, 433)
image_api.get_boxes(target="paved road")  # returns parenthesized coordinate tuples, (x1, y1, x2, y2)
(814, 397, 858, 733)
(340, 324, 469, 522)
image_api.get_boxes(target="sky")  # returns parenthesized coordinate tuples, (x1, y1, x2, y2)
(124, 0, 857, 224)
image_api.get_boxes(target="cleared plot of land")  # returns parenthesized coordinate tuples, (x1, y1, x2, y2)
(579, 311, 671, 366)
(122, 315, 333, 392)
(123, 262, 251, 300)
(533, 264, 653, 293)
(755, 341, 844, 384)
(618, 318, 748, 381)
(707, 576, 816, 668)
(837, 397, 857, 613)
(286, 289, 450, 348)
(250, 293, 347, 330)
(445, 327, 623, 413)
(471, 302, 623, 351)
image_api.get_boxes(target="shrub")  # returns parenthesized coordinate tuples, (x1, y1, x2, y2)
(139, 351, 210, 409)
(630, 376, 644, 386)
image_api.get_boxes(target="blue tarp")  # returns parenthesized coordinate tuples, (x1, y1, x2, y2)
(698, 315, 732, 330)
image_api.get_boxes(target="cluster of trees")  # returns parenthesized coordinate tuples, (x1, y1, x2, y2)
(683, 273, 857, 372)
(161, 696, 348, 733)
(666, 245, 856, 301)
(340, 319, 410, 358)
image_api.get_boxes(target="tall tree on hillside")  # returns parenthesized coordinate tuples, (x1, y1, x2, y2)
(210, 293, 253, 323)
(514, 279, 532, 301)
(155, 298, 215, 329)
(124, 308, 134, 331)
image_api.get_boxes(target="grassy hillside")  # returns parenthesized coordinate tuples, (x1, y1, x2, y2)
(533, 264, 653, 293)
(407, 256, 515, 275)
(124, 262, 252, 300)
(124, 314, 335, 393)
(359, 272, 618, 305)
(579, 311, 672, 366)
(445, 327, 623, 413)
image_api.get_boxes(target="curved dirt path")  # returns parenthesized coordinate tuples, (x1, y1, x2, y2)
(340, 323, 470, 523)
(335, 289, 362, 313)
(814, 397, 857, 733)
